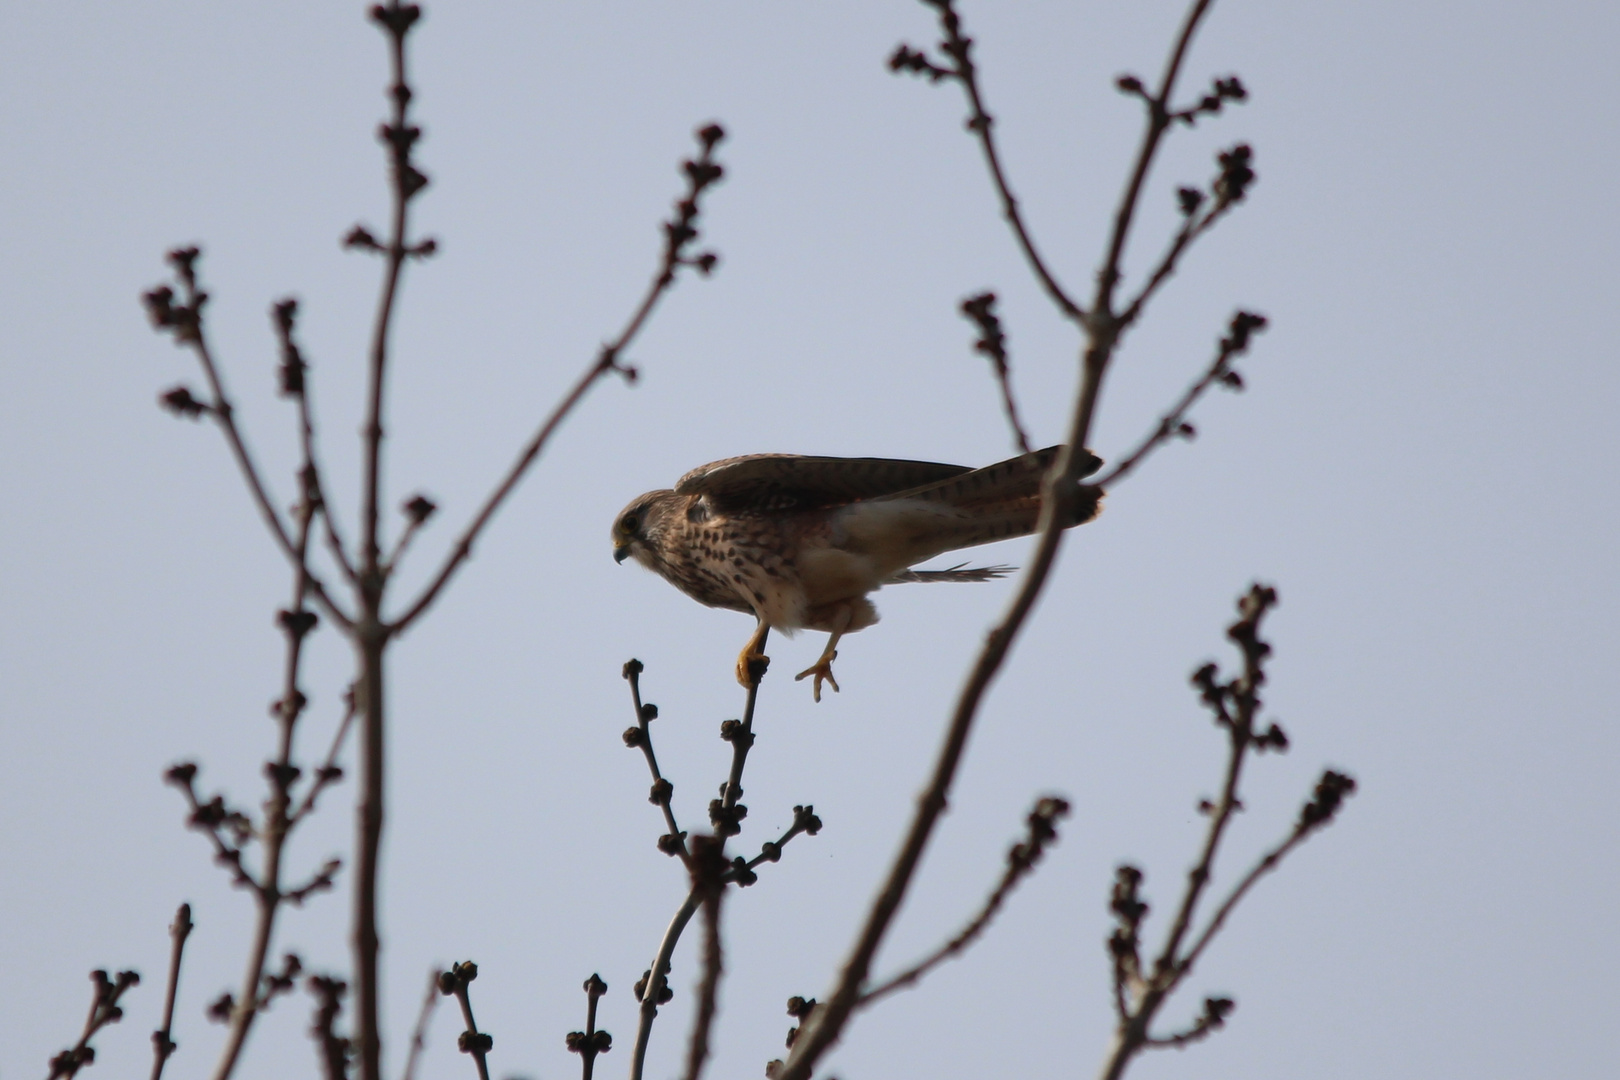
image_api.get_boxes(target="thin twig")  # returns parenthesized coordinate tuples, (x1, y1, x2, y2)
(149, 904, 193, 1080)
(290, 689, 358, 825)
(1179, 769, 1357, 973)
(1093, 589, 1360, 1080)
(273, 297, 359, 586)
(628, 644, 772, 1078)
(439, 963, 493, 1080)
(143, 254, 353, 631)
(891, 7, 1085, 322)
(566, 974, 613, 1080)
(621, 660, 689, 860)
(393, 123, 728, 634)
(212, 492, 323, 1080)
(1092, 311, 1266, 490)
(859, 796, 1068, 1007)
(46, 969, 141, 1080)
(775, 5, 1218, 1077)
(960, 292, 1033, 453)
(400, 969, 441, 1080)
(728, 803, 822, 881)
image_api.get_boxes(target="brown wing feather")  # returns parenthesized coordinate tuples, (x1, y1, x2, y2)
(674, 454, 973, 512)
(876, 446, 1102, 506)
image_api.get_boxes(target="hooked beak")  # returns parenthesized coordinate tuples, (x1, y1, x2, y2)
(614, 543, 631, 564)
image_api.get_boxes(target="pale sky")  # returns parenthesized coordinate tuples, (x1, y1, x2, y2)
(2, 3, 1616, 1079)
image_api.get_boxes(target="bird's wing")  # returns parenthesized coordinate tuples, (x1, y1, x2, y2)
(674, 454, 973, 512)
(875, 446, 1101, 506)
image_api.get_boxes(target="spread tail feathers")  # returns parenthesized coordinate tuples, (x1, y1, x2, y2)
(887, 563, 1015, 584)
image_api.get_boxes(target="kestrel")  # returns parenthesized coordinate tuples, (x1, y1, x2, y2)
(612, 446, 1103, 700)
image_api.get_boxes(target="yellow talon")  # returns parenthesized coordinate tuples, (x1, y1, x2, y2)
(736, 621, 771, 688)
(794, 653, 840, 702)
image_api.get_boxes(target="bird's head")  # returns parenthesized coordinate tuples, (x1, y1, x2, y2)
(612, 490, 677, 569)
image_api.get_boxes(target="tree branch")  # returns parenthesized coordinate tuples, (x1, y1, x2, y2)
(47, 970, 141, 1080)
(148, 904, 193, 1080)
(392, 123, 728, 634)
(859, 796, 1068, 1008)
(1093, 310, 1266, 490)
(776, 5, 1221, 1076)
(565, 974, 613, 1080)
(439, 962, 493, 1080)
(891, 4, 1084, 323)
(621, 659, 690, 861)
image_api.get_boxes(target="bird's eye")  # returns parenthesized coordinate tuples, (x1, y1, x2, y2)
(621, 513, 640, 534)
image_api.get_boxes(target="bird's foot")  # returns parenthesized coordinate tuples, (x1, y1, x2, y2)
(736, 649, 771, 688)
(794, 653, 840, 703)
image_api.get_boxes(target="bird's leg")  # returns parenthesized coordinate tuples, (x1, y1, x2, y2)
(795, 606, 852, 703)
(735, 619, 771, 688)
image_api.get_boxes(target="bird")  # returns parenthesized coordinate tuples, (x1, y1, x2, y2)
(611, 445, 1103, 701)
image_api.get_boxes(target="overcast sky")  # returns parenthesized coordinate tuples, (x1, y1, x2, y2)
(2, 2, 1616, 1079)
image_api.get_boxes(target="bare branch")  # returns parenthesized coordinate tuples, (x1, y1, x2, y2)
(393, 122, 729, 634)
(776, 6, 1222, 1075)
(148, 904, 193, 1080)
(729, 803, 823, 882)
(631, 890, 697, 1080)
(438, 963, 493, 1080)
(400, 969, 441, 1080)
(1094, 310, 1267, 489)
(306, 975, 351, 1080)
(891, 9, 1085, 322)
(565, 974, 613, 1080)
(1144, 996, 1234, 1048)
(859, 796, 1068, 1007)
(272, 297, 359, 586)
(620, 659, 690, 860)
(1179, 769, 1357, 972)
(290, 688, 358, 825)
(1115, 142, 1253, 331)
(142, 252, 353, 632)
(681, 837, 729, 1080)
(960, 292, 1033, 453)
(46, 969, 141, 1080)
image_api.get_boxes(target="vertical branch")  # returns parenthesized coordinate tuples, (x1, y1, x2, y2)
(352, 8, 427, 1077)
(149, 904, 194, 1080)
(681, 837, 729, 1080)
(439, 963, 493, 1080)
(566, 975, 613, 1080)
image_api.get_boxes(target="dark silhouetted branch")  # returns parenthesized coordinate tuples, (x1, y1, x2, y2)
(393, 122, 729, 635)
(47, 969, 140, 1080)
(891, 5, 1085, 322)
(621, 659, 690, 860)
(438, 962, 493, 1080)
(1094, 310, 1266, 489)
(566, 974, 612, 1080)
(960, 292, 1033, 453)
(149, 904, 193, 1080)
(1094, 587, 1356, 1080)
(859, 796, 1069, 1007)
(776, 6, 1222, 1076)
